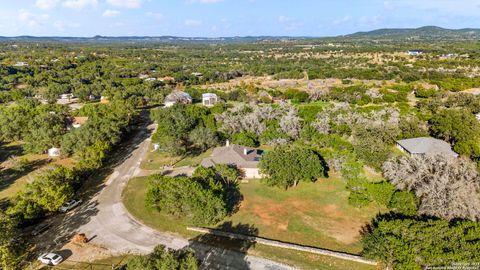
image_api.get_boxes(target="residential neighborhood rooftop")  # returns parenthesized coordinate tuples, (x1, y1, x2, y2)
(396, 137, 458, 157)
(201, 143, 263, 169)
(164, 91, 193, 103)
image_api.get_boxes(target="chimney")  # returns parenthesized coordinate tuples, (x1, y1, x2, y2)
(244, 148, 248, 155)
(226, 140, 230, 147)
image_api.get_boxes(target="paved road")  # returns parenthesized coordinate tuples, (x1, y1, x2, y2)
(60, 124, 295, 270)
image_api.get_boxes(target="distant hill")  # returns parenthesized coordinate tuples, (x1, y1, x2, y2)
(346, 26, 480, 40)
(0, 35, 309, 44)
(0, 26, 479, 43)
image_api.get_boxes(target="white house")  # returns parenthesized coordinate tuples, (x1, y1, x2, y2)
(60, 93, 75, 100)
(13, 62, 28, 67)
(407, 50, 423, 56)
(202, 93, 219, 107)
(48, 147, 61, 157)
(164, 91, 193, 107)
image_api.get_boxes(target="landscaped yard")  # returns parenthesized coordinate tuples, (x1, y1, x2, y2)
(123, 175, 384, 269)
(225, 176, 383, 254)
(140, 144, 213, 170)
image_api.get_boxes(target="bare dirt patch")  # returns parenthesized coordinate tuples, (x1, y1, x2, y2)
(248, 198, 290, 231)
(60, 241, 113, 263)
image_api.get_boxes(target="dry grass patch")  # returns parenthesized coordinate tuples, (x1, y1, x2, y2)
(226, 178, 384, 254)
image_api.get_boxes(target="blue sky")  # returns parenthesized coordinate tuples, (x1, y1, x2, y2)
(1, 0, 479, 37)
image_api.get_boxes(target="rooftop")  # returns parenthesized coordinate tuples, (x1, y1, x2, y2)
(164, 91, 192, 103)
(201, 143, 263, 169)
(202, 93, 218, 98)
(396, 137, 458, 157)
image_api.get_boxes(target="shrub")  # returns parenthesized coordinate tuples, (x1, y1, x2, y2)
(231, 132, 258, 147)
(388, 191, 418, 216)
(146, 175, 227, 226)
(362, 216, 480, 270)
(259, 145, 326, 189)
(127, 245, 199, 270)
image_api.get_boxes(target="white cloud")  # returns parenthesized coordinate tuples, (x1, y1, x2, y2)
(53, 20, 81, 31)
(103, 9, 120, 17)
(385, 0, 480, 16)
(35, 0, 60, 10)
(278, 15, 292, 23)
(185, 19, 202, 27)
(358, 15, 384, 27)
(18, 9, 49, 27)
(332, 15, 352, 26)
(63, 0, 98, 9)
(106, 0, 142, 8)
(146, 12, 163, 20)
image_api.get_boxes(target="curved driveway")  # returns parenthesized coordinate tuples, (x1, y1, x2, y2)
(66, 124, 295, 270)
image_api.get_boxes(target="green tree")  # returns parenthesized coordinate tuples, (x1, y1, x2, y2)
(23, 112, 66, 154)
(146, 175, 227, 225)
(429, 109, 480, 144)
(259, 145, 326, 189)
(127, 245, 198, 270)
(231, 132, 258, 147)
(388, 191, 418, 216)
(362, 216, 480, 270)
(8, 166, 78, 220)
(188, 127, 218, 151)
(0, 212, 25, 270)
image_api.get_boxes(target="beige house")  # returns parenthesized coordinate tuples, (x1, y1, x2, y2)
(201, 141, 263, 179)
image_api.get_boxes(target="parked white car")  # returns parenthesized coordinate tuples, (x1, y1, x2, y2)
(38, 253, 63, 265)
(59, 199, 82, 213)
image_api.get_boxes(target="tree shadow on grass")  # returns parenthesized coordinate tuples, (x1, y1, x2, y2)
(0, 142, 23, 163)
(188, 221, 259, 270)
(225, 183, 243, 216)
(0, 158, 51, 193)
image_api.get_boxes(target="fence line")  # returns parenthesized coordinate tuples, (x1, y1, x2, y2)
(187, 227, 378, 266)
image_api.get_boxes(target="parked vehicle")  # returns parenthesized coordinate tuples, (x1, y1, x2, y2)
(31, 223, 50, 236)
(59, 199, 83, 213)
(38, 253, 63, 265)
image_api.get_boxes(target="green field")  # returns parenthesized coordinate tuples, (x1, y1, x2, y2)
(122, 176, 383, 269)
(140, 145, 212, 170)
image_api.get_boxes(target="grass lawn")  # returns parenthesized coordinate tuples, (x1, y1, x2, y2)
(122, 176, 197, 238)
(0, 142, 75, 201)
(175, 149, 213, 168)
(123, 175, 383, 269)
(226, 176, 383, 254)
(140, 143, 212, 170)
(49, 255, 134, 270)
(140, 150, 181, 170)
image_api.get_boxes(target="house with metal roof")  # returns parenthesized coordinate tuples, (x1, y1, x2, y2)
(201, 141, 263, 179)
(396, 137, 458, 157)
(164, 91, 192, 107)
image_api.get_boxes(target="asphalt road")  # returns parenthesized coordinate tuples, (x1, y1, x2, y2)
(57, 123, 295, 270)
